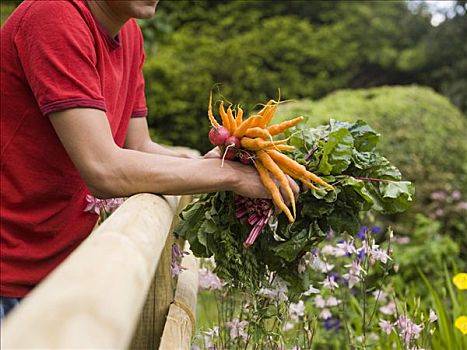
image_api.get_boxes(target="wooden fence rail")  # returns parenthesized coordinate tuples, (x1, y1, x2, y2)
(0, 193, 198, 349)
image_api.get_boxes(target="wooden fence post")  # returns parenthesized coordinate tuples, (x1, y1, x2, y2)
(0, 194, 181, 349)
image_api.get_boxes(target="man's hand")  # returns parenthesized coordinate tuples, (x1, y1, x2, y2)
(203, 146, 222, 159)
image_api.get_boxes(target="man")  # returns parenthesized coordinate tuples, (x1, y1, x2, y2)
(0, 0, 298, 319)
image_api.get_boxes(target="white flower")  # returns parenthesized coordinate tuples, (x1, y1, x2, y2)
(379, 319, 394, 335)
(283, 321, 295, 331)
(289, 300, 305, 320)
(203, 327, 219, 348)
(429, 309, 438, 323)
(379, 301, 396, 315)
(326, 296, 341, 307)
(302, 284, 320, 296)
(343, 260, 365, 288)
(370, 248, 391, 264)
(336, 240, 357, 256)
(319, 308, 332, 320)
(321, 244, 338, 256)
(310, 255, 334, 273)
(314, 295, 326, 308)
(258, 277, 288, 302)
(319, 275, 339, 290)
(297, 259, 307, 273)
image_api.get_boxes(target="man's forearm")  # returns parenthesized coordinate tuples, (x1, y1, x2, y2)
(91, 148, 248, 198)
(137, 140, 197, 159)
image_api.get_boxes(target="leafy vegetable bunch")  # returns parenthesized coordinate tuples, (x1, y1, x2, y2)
(175, 115, 414, 294)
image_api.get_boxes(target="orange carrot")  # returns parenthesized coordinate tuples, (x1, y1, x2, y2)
(266, 149, 334, 190)
(258, 103, 278, 128)
(226, 105, 237, 134)
(240, 137, 289, 151)
(244, 127, 273, 140)
(268, 116, 304, 136)
(219, 102, 231, 132)
(258, 100, 275, 116)
(255, 160, 294, 223)
(267, 144, 295, 152)
(257, 151, 296, 221)
(236, 106, 244, 127)
(208, 92, 220, 128)
(234, 115, 262, 138)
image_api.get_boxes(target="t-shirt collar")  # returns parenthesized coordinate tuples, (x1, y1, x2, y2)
(84, 0, 121, 50)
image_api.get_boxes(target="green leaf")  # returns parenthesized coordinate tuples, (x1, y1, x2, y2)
(318, 128, 353, 175)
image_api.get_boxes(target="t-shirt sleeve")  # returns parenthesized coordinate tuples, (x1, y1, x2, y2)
(14, 2, 106, 116)
(131, 27, 148, 118)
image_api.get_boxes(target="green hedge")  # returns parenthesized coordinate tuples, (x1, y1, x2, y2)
(274, 85, 467, 216)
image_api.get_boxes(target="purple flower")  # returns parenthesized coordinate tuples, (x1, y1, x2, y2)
(357, 249, 366, 262)
(371, 226, 383, 234)
(171, 244, 189, 277)
(323, 317, 340, 332)
(357, 226, 368, 240)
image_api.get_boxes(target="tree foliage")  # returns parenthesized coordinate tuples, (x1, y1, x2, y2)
(142, 0, 466, 150)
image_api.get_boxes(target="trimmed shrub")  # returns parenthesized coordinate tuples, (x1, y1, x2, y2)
(274, 85, 467, 222)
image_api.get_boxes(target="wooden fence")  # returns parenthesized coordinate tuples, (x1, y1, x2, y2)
(0, 193, 199, 349)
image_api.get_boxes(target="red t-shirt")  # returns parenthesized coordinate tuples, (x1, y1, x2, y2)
(0, 0, 147, 297)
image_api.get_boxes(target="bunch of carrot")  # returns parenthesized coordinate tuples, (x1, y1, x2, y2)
(207, 93, 333, 223)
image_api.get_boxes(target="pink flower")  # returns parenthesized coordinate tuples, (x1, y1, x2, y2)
(199, 268, 224, 290)
(319, 308, 332, 320)
(379, 301, 396, 315)
(84, 194, 103, 215)
(379, 319, 394, 335)
(395, 314, 423, 344)
(314, 295, 326, 308)
(84, 195, 125, 215)
(225, 318, 249, 340)
(326, 296, 341, 307)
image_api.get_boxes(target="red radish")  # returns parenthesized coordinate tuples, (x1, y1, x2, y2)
(208, 126, 230, 146)
(223, 147, 238, 160)
(239, 150, 254, 165)
(224, 135, 240, 148)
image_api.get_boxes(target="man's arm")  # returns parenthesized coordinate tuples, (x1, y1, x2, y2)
(49, 108, 272, 199)
(124, 117, 196, 158)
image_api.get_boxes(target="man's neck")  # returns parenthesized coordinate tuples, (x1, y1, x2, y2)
(86, 1, 129, 38)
